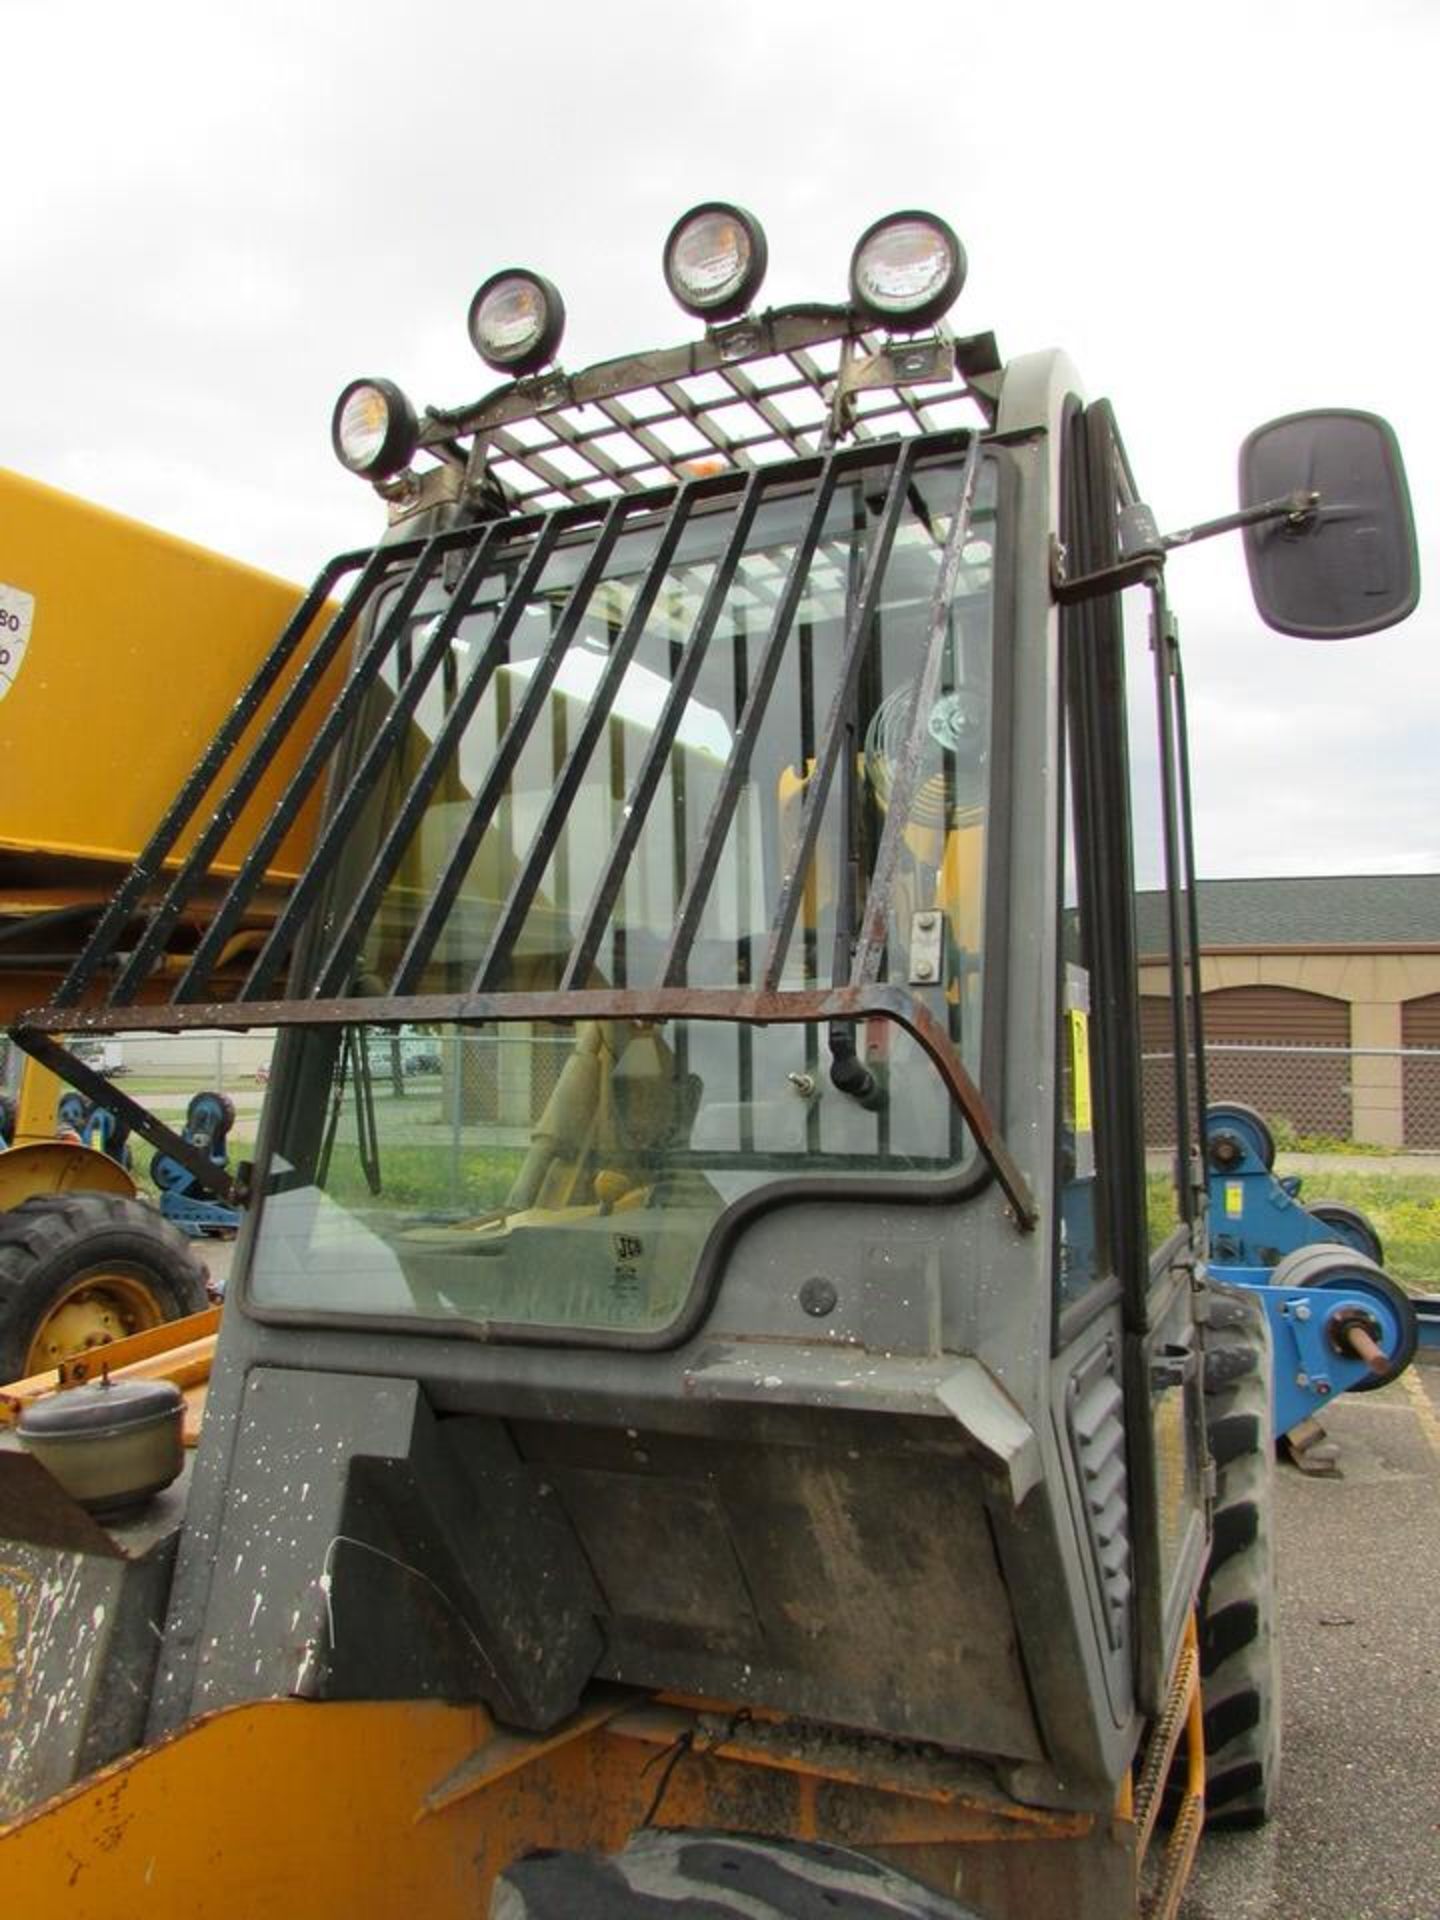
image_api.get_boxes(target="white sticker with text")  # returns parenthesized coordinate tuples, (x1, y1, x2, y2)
(0, 584, 35, 704)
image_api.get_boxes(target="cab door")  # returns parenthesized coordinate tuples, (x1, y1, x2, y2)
(1058, 401, 1209, 1714)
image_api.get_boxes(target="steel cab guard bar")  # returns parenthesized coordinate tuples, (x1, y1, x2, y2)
(14, 312, 1033, 1230)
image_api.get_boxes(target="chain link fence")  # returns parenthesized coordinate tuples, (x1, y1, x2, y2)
(10, 1029, 1440, 1154)
(1143, 1042, 1440, 1150)
(1402, 1049, 1440, 1148)
(446, 1027, 575, 1127)
(3, 1028, 574, 1115)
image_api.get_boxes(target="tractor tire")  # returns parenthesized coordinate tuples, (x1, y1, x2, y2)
(1193, 1282, 1281, 1828)
(490, 1829, 982, 1917)
(0, 1192, 209, 1381)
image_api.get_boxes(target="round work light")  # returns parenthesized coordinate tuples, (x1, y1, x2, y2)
(849, 211, 965, 330)
(330, 378, 419, 479)
(663, 202, 768, 322)
(467, 270, 566, 377)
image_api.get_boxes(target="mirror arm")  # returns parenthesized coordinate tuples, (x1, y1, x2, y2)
(1159, 488, 1320, 551)
(1052, 489, 1320, 605)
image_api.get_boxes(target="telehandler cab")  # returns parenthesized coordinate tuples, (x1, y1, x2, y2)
(0, 205, 1419, 1918)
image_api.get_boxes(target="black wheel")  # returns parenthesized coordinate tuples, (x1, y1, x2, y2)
(1192, 1283, 1281, 1827)
(186, 1091, 235, 1152)
(490, 1829, 981, 1916)
(1205, 1102, 1275, 1172)
(1305, 1199, 1385, 1266)
(0, 1193, 209, 1380)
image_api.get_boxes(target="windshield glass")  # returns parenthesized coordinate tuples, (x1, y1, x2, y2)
(250, 442, 1000, 1340)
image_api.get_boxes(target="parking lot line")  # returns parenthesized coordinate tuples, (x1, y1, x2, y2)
(1398, 1363, 1440, 1462)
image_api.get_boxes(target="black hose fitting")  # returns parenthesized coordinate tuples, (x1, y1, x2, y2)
(828, 1022, 885, 1111)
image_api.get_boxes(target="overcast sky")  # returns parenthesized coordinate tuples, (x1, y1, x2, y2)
(5, 0, 1436, 879)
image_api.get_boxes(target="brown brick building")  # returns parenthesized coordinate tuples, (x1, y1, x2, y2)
(1135, 875, 1440, 1148)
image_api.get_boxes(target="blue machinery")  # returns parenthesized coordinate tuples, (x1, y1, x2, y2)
(1, 1086, 241, 1245)
(0, 1087, 135, 1165)
(4, 1083, 241, 1238)
(7, 1084, 1432, 1409)
(22, 1086, 240, 1240)
(149, 1091, 243, 1239)
(1202, 1102, 1428, 1439)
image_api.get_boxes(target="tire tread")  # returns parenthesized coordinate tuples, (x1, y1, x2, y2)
(0, 1192, 208, 1377)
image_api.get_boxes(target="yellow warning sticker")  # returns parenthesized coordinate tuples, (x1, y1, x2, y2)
(1225, 1181, 1244, 1218)
(1067, 1009, 1093, 1134)
(0, 583, 35, 706)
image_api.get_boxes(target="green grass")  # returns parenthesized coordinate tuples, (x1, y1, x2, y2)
(1277, 1169, 1440, 1291)
(1148, 1167, 1440, 1291)
(111, 1075, 255, 1096)
(1268, 1116, 1391, 1158)
(135, 1126, 523, 1216)
(324, 1142, 526, 1212)
(137, 1092, 1440, 1291)
(1147, 1176, 1181, 1253)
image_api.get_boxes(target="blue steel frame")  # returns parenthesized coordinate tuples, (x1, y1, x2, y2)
(1203, 1108, 1421, 1423)
(1217, 1267, 1415, 1435)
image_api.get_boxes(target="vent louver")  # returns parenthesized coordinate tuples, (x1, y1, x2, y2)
(1069, 1353, 1132, 1649)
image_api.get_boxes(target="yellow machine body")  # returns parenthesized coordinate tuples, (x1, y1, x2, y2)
(0, 468, 336, 880)
(0, 1692, 1142, 1918)
(0, 1142, 135, 1208)
(0, 1055, 136, 1205)
(7, 1057, 64, 1150)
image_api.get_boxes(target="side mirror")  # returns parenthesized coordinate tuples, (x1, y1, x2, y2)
(1239, 410, 1419, 639)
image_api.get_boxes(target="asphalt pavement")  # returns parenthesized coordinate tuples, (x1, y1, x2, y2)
(1182, 1356, 1440, 1920)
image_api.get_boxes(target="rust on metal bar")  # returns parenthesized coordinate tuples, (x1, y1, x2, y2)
(427, 307, 991, 513)
(14, 982, 1036, 1229)
(603, 1700, 1091, 1839)
(424, 308, 863, 444)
